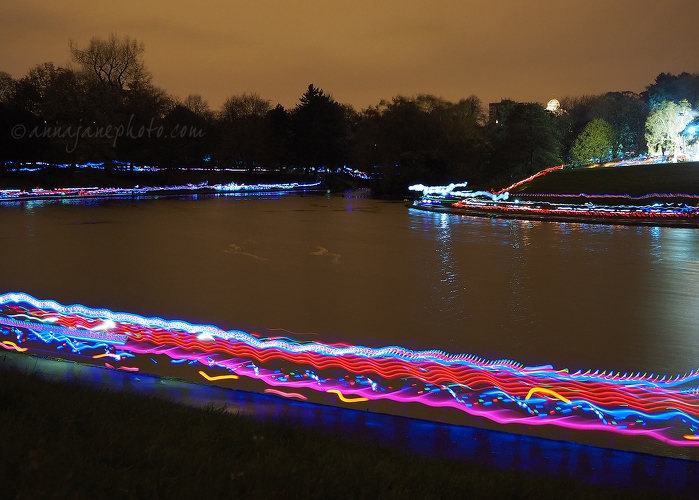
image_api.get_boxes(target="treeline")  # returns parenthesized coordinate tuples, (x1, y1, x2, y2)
(1, 34, 699, 194)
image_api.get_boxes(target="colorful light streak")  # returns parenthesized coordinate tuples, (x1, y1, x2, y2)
(212, 181, 321, 193)
(514, 192, 699, 201)
(327, 389, 370, 403)
(409, 182, 470, 197)
(449, 199, 699, 224)
(408, 182, 510, 203)
(264, 389, 308, 401)
(495, 165, 565, 195)
(408, 177, 699, 226)
(198, 370, 240, 381)
(2, 340, 28, 352)
(525, 387, 571, 404)
(0, 181, 322, 202)
(412, 196, 699, 226)
(2, 292, 699, 446)
(410, 167, 699, 226)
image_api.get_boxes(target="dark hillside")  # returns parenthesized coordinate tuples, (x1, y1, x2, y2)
(512, 163, 699, 197)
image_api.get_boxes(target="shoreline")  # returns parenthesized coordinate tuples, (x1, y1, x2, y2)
(3, 357, 686, 499)
(409, 201, 699, 228)
(0, 181, 326, 203)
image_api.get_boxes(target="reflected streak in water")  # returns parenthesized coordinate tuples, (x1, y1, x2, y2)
(649, 226, 662, 264)
(650, 228, 699, 337)
(434, 214, 460, 320)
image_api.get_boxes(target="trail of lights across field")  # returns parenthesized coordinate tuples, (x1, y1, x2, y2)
(513, 192, 699, 201)
(0, 181, 321, 201)
(409, 166, 699, 226)
(450, 199, 699, 222)
(2, 292, 699, 446)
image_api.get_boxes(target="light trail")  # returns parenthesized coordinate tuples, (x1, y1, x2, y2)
(0, 181, 322, 202)
(2, 292, 699, 446)
(327, 389, 369, 403)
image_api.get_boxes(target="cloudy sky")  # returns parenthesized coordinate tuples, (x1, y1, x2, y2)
(2, 0, 698, 111)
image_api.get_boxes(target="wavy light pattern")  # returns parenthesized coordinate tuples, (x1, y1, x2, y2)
(410, 186, 699, 227)
(409, 182, 511, 203)
(0, 181, 321, 202)
(514, 192, 699, 201)
(2, 292, 699, 446)
(409, 182, 470, 196)
(450, 199, 699, 222)
(212, 181, 321, 193)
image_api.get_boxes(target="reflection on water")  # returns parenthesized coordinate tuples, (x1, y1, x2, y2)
(646, 228, 699, 362)
(430, 214, 460, 321)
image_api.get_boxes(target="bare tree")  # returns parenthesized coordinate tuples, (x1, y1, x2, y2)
(69, 33, 150, 91)
(219, 93, 272, 170)
(183, 94, 213, 120)
(0, 71, 15, 102)
(220, 93, 271, 122)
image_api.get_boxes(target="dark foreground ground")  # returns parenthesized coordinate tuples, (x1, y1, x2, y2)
(1, 357, 693, 499)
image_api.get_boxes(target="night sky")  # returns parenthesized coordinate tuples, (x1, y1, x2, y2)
(2, 0, 699, 110)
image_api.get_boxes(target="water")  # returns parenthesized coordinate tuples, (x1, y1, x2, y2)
(2, 191, 698, 377)
(5, 190, 699, 461)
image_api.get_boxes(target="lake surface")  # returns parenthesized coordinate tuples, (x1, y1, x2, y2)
(2, 190, 699, 378)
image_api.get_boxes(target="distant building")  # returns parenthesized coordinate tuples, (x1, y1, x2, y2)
(489, 98, 564, 124)
(546, 99, 561, 113)
(488, 99, 515, 124)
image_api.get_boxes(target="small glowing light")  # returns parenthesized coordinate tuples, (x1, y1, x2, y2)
(327, 389, 369, 403)
(525, 387, 572, 404)
(264, 389, 308, 401)
(198, 370, 240, 381)
(1, 340, 28, 352)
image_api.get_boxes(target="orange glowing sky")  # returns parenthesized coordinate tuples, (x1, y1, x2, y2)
(2, 0, 699, 111)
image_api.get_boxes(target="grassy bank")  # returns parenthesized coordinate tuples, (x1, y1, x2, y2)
(511, 162, 699, 200)
(0, 366, 680, 499)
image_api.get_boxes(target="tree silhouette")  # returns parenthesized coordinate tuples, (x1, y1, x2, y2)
(290, 84, 349, 175)
(487, 101, 561, 178)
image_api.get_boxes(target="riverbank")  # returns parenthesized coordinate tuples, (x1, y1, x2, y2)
(0, 166, 312, 189)
(409, 199, 699, 228)
(506, 161, 699, 204)
(410, 162, 699, 227)
(0, 167, 373, 202)
(0, 165, 366, 192)
(0, 361, 684, 499)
